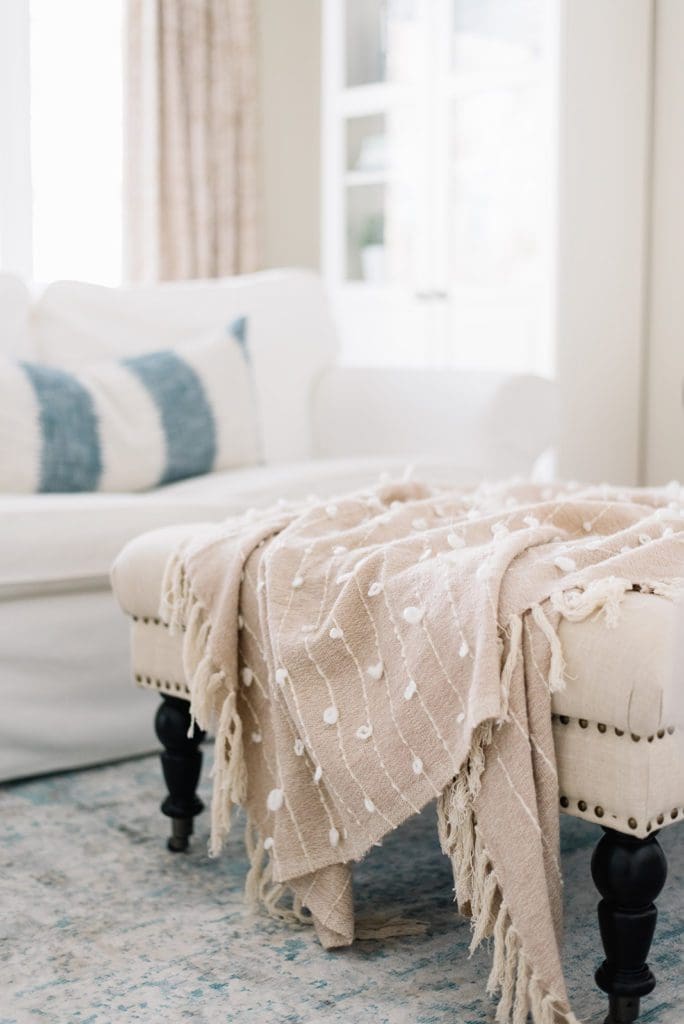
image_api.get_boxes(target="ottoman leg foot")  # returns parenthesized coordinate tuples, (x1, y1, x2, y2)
(154, 695, 206, 853)
(591, 827, 668, 1023)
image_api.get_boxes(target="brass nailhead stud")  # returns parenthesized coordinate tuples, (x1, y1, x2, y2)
(631, 734, 641, 742)
(578, 800, 587, 812)
(628, 818, 638, 830)
(657, 814, 665, 825)
(135, 674, 142, 682)
(657, 730, 665, 739)
(559, 715, 570, 725)
(560, 796, 569, 808)
(671, 809, 679, 820)
(615, 728, 624, 737)
(595, 806, 604, 818)
(646, 822, 652, 832)
(667, 727, 675, 735)
(597, 723, 606, 733)
(579, 719, 588, 729)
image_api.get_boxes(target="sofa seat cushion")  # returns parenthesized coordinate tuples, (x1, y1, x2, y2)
(0, 456, 475, 597)
(112, 527, 684, 840)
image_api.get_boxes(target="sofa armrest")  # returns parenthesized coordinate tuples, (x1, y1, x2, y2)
(311, 367, 557, 479)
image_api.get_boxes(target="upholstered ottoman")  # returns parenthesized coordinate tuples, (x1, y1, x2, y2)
(112, 523, 684, 1024)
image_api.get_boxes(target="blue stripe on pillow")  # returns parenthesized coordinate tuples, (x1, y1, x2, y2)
(123, 350, 217, 485)
(21, 362, 102, 492)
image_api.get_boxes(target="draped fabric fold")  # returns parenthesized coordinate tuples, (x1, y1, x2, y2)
(161, 477, 684, 1022)
(124, 0, 259, 281)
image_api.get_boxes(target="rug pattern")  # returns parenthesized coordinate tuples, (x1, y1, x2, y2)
(1, 754, 682, 1023)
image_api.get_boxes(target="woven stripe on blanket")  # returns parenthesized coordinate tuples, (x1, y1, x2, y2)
(162, 478, 684, 1024)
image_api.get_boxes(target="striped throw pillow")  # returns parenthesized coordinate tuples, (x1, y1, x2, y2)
(0, 318, 260, 493)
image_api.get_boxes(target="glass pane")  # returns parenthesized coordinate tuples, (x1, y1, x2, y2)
(344, 105, 426, 288)
(345, 0, 422, 89)
(30, 0, 123, 284)
(447, 0, 549, 370)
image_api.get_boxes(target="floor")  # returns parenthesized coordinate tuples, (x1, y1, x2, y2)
(2, 754, 682, 1024)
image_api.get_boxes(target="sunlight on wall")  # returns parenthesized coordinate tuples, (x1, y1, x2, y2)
(30, 0, 123, 285)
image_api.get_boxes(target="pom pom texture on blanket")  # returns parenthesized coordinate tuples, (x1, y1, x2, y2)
(161, 478, 684, 1024)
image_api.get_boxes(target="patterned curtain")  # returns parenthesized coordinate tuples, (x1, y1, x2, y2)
(124, 0, 260, 282)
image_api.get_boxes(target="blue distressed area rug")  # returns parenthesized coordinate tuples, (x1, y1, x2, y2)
(1, 755, 681, 1023)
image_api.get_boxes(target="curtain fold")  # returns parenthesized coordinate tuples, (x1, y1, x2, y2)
(124, 0, 259, 282)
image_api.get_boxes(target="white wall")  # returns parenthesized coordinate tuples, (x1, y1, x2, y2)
(554, 0, 654, 486)
(256, 0, 322, 271)
(0, 0, 32, 278)
(643, 0, 684, 485)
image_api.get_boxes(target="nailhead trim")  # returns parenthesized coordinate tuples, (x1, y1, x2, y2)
(134, 672, 190, 697)
(129, 614, 185, 633)
(558, 795, 683, 831)
(551, 713, 677, 742)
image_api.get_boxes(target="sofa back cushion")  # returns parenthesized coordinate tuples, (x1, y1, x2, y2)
(31, 269, 338, 463)
(0, 320, 259, 493)
(0, 275, 32, 359)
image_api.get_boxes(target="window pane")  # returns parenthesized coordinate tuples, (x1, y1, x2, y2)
(447, 0, 550, 371)
(30, 0, 123, 284)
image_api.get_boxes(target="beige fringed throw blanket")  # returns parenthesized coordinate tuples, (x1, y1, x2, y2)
(162, 478, 684, 1024)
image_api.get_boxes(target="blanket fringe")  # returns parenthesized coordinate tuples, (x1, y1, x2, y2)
(638, 577, 684, 600)
(531, 604, 566, 693)
(500, 615, 523, 719)
(437, 724, 579, 1024)
(244, 821, 313, 927)
(163, 549, 247, 855)
(550, 575, 633, 628)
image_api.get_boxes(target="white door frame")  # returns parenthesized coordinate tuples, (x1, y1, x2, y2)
(643, 0, 684, 485)
(554, 0, 655, 485)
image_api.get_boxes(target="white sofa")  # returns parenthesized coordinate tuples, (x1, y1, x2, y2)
(0, 269, 556, 781)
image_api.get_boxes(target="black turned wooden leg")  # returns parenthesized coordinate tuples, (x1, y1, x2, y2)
(154, 695, 206, 852)
(591, 827, 668, 1024)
